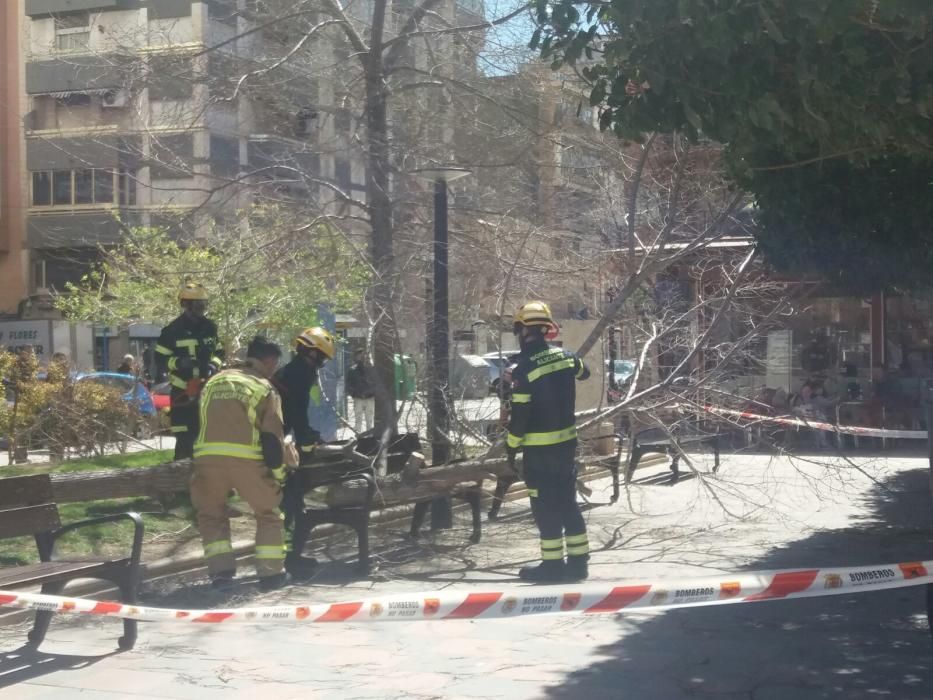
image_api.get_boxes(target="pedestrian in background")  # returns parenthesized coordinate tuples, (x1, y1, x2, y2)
(346, 348, 375, 433)
(117, 354, 136, 376)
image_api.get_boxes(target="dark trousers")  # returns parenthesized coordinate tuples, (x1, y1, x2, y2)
(169, 391, 199, 460)
(523, 442, 589, 561)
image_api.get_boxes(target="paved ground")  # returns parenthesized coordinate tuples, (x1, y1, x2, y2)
(2, 449, 932, 699)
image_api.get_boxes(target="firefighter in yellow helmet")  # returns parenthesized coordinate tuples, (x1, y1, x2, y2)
(191, 336, 296, 591)
(155, 283, 222, 460)
(270, 326, 336, 575)
(507, 301, 591, 582)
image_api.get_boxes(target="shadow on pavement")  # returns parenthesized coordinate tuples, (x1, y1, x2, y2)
(545, 468, 933, 699)
(0, 645, 119, 689)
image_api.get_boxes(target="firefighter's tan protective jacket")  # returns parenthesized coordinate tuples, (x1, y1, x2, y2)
(193, 360, 291, 467)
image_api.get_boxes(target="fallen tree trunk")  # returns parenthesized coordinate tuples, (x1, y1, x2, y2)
(50, 461, 193, 504)
(46, 454, 520, 505)
(48, 451, 619, 507)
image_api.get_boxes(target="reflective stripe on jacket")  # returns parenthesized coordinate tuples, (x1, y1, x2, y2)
(507, 340, 590, 450)
(194, 363, 285, 464)
(154, 313, 222, 389)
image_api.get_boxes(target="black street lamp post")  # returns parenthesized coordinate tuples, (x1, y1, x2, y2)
(415, 167, 470, 530)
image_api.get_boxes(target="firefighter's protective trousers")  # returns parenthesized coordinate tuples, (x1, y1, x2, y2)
(523, 442, 589, 561)
(192, 365, 287, 578)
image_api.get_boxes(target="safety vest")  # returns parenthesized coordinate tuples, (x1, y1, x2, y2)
(194, 368, 274, 461)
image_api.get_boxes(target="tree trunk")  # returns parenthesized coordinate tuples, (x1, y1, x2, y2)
(365, 0, 399, 441)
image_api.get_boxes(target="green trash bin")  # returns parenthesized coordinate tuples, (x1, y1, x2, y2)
(393, 354, 417, 399)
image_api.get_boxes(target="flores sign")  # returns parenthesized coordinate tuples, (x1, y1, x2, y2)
(0, 321, 51, 359)
(0, 321, 95, 369)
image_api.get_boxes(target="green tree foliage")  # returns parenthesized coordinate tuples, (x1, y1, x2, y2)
(56, 207, 369, 352)
(0, 351, 131, 460)
(532, 0, 933, 291)
(752, 157, 933, 292)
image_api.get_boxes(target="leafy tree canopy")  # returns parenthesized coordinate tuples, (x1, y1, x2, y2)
(752, 156, 933, 292)
(533, 0, 933, 166)
(56, 207, 369, 352)
(532, 0, 933, 292)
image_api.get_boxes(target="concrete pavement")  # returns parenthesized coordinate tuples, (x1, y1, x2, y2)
(2, 451, 932, 698)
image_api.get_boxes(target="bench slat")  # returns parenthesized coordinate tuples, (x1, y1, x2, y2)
(0, 504, 61, 539)
(0, 474, 54, 508)
(0, 559, 129, 588)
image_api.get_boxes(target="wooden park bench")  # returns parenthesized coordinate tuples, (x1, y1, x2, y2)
(625, 424, 720, 483)
(287, 433, 482, 575)
(486, 431, 625, 521)
(0, 474, 144, 650)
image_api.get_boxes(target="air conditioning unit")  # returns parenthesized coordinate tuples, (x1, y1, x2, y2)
(101, 89, 128, 108)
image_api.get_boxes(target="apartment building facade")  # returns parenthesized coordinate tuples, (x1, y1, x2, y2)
(0, 0, 27, 314)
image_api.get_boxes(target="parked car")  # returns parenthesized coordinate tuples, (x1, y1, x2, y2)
(76, 372, 157, 437)
(482, 351, 518, 395)
(606, 359, 637, 403)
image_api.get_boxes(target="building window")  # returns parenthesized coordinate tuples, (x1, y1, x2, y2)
(31, 258, 47, 292)
(31, 169, 136, 207)
(95, 168, 114, 203)
(32, 172, 52, 206)
(52, 170, 73, 205)
(55, 13, 91, 52)
(334, 158, 351, 190)
(74, 169, 94, 204)
(118, 171, 136, 205)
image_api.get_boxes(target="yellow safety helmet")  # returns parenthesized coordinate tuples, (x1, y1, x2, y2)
(514, 301, 555, 328)
(295, 326, 336, 360)
(178, 282, 209, 302)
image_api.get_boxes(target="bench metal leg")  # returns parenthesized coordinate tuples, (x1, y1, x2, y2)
(409, 501, 430, 538)
(355, 511, 371, 575)
(712, 436, 720, 473)
(117, 571, 139, 650)
(625, 448, 642, 483)
(464, 488, 482, 544)
(669, 451, 680, 482)
(488, 477, 515, 521)
(287, 509, 313, 566)
(27, 580, 65, 648)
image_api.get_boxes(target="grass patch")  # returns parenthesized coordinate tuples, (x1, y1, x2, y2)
(0, 494, 196, 566)
(0, 450, 191, 566)
(0, 449, 172, 478)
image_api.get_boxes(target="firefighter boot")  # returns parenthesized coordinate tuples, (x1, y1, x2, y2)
(285, 553, 319, 580)
(258, 572, 292, 592)
(564, 554, 589, 582)
(518, 559, 565, 583)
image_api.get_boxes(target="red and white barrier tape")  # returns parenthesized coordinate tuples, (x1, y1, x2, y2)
(706, 406, 928, 440)
(2, 560, 930, 624)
